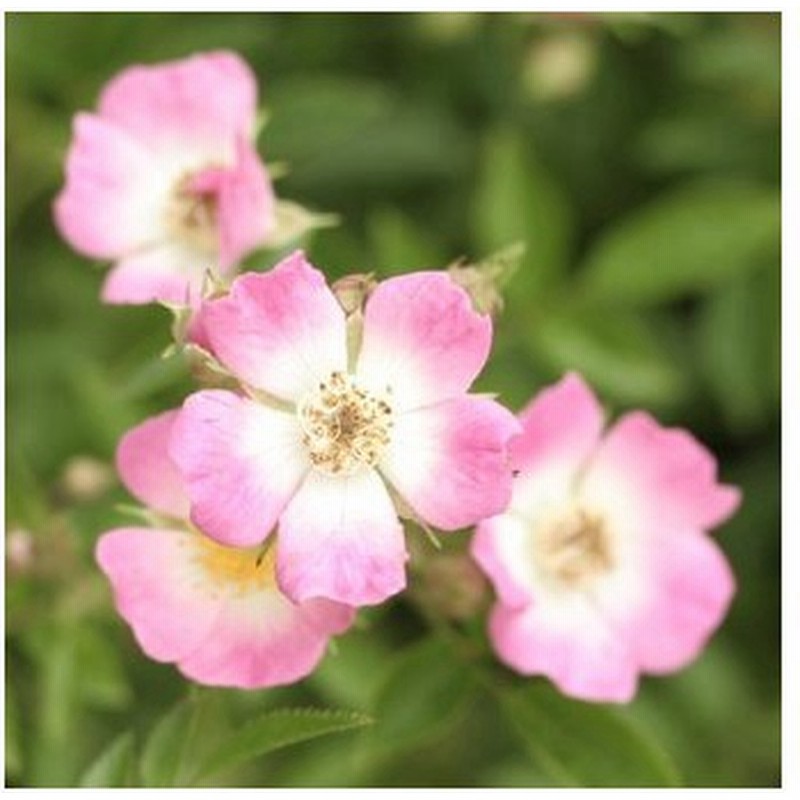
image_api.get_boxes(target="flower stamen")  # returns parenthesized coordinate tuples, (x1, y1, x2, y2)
(298, 371, 393, 475)
(167, 174, 218, 253)
(535, 507, 613, 586)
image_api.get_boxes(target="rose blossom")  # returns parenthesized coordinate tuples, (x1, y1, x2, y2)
(169, 250, 521, 607)
(96, 410, 353, 689)
(54, 51, 275, 306)
(471, 373, 740, 703)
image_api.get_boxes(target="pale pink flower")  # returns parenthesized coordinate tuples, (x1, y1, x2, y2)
(54, 51, 275, 306)
(96, 410, 353, 689)
(169, 250, 521, 607)
(471, 373, 740, 703)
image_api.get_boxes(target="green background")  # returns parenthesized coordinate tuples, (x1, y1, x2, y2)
(6, 12, 780, 787)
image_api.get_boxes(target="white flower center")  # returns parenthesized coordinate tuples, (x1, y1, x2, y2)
(298, 371, 394, 475)
(534, 506, 613, 586)
(166, 174, 218, 253)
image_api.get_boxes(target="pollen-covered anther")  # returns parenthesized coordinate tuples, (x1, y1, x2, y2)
(298, 371, 394, 475)
(167, 174, 218, 252)
(535, 507, 613, 586)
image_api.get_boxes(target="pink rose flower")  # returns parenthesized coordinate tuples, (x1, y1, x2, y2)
(471, 373, 740, 703)
(54, 51, 275, 306)
(169, 250, 521, 607)
(96, 410, 353, 689)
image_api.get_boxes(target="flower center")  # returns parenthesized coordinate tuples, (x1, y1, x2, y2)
(196, 536, 277, 594)
(167, 174, 218, 253)
(298, 371, 393, 475)
(534, 507, 613, 586)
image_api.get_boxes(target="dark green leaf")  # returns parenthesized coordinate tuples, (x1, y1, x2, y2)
(473, 127, 573, 293)
(370, 637, 474, 754)
(697, 264, 780, 434)
(368, 208, 446, 273)
(529, 306, 690, 410)
(79, 732, 136, 788)
(195, 708, 373, 782)
(5, 684, 23, 779)
(498, 683, 681, 787)
(579, 181, 779, 305)
(309, 632, 395, 708)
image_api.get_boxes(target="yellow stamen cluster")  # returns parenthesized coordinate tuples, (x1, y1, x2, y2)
(195, 536, 277, 595)
(298, 371, 393, 475)
(535, 507, 613, 586)
(167, 174, 218, 252)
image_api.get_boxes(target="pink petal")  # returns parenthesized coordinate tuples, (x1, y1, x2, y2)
(189, 137, 275, 271)
(470, 516, 534, 611)
(609, 531, 736, 675)
(169, 390, 308, 548)
(380, 396, 521, 531)
(356, 272, 492, 412)
(277, 469, 407, 606)
(513, 372, 604, 471)
(115, 410, 189, 520)
(201, 252, 347, 401)
(96, 526, 224, 664)
(100, 241, 213, 306)
(53, 113, 166, 259)
(584, 411, 742, 533)
(97, 526, 354, 689)
(179, 593, 354, 689)
(97, 51, 257, 166)
(489, 599, 639, 704)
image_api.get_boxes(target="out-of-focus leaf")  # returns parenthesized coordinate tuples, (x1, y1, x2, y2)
(5, 684, 23, 779)
(267, 76, 467, 193)
(194, 708, 373, 783)
(636, 112, 777, 180)
(629, 642, 780, 787)
(78, 732, 136, 788)
(369, 637, 474, 754)
(473, 127, 573, 294)
(140, 701, 193, 787)
(579, 181, 779, 305)
(140, 692, 231, 787)
(309, 632, 395, 709)
(498, 682, 681, 787)
(697, 264, 780, 434)
(74, 625, 132, 711)
(529, 306, 690, 410)
(27, 624, 83, 786)
(368, 208, 445, 273)
(679, 18, 780, 101)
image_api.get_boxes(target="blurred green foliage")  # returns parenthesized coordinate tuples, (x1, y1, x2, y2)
(6, 12, 780, 787)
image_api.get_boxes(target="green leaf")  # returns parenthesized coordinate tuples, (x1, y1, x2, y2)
(75, 625, 132, 711)
(194, 708, 373, 783)
(27, 624, 83, 786)
(473, 127, 573, 293)
(369, 637, 474, 754)
(139, 691, 232, 787)
(140, 701, 193, 787)
(697, 264, 780, 434)
(310, 632, 395, 708)
(579, 181, 779, 305)
(368, 207, 445, 273)
(79, 732, 136, 788)
(529, 306, 690, 410)
(267, 76, 468, 193)
(498, 683, 681, 787)
(5, 683, 23, 779)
